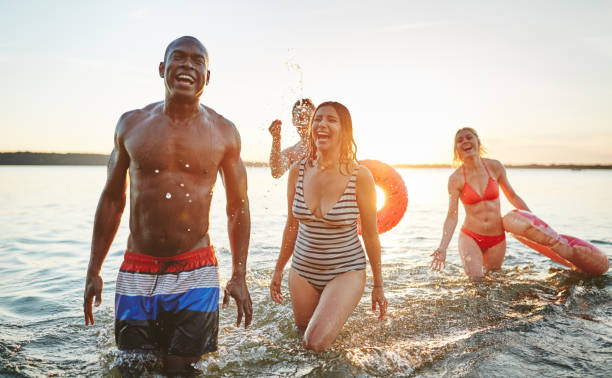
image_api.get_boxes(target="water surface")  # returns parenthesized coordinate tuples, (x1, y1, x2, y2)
(0, 166, 610, 376)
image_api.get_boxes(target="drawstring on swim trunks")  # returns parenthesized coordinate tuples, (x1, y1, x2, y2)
(149, 259, 189, 296)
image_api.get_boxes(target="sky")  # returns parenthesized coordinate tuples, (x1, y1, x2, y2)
(1, 0, 611, 165)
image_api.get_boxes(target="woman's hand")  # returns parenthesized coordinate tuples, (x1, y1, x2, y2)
(430, 248, 447, 271)
(269, 269, 284, 304)
(371, 286, 388, 320)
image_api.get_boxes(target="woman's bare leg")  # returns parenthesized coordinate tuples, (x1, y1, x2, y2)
(302, 270, 365, 351)
(458, 231, 485, 278)
(483, 239, 506, 271)
(288, 268, 321, 334)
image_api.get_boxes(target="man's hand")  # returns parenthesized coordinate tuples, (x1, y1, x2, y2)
(84, 273, 103, 325)
(222, 275, 252, 329)
(268, 120, 282, 138)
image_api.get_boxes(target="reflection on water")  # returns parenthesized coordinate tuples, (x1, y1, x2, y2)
(0, 166, 610, 376)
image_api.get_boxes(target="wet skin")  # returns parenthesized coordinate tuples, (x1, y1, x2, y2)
(268, 104, 314, 178)
(431, 129, 530, 277)
(84, 37, 252, 339)
(123, 102, 235, 255)
(270, 104, 387, 351)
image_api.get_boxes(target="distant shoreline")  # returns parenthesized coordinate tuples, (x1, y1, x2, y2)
(1, 152, 611, 169)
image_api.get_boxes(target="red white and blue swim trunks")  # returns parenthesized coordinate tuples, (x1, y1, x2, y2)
(114, 246, 219, 356)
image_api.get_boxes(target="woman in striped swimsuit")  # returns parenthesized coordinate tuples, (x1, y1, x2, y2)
(270, 101, 387, 351)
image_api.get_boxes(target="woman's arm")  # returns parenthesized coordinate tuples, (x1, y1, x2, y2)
(269, 164, 300, 303)
(494, 160, 530, 211)
(356, 166, 387, 320)
(431, 174, 461, 271)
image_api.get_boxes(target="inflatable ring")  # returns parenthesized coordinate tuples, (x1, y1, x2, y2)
(357, 159, 408, 234)
(503, 209, 609, 276)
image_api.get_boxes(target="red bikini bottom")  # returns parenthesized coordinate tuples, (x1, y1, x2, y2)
(461, 227, 505, 251)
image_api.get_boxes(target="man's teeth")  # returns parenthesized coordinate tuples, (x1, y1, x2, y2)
(177, 74, 194, 83)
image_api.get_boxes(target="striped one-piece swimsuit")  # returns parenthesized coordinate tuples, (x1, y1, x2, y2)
(291, 160, 367, 289)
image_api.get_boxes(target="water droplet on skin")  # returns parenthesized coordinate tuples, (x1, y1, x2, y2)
(185, 164, 190, 168)
(187, 228, 191, 232)
(155, 169, 160, 173)
(186, 193, 190, 197)
(180, 183, 185, 187)
(165, 193, 172, 199)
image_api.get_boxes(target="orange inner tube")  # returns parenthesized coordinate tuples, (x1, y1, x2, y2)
(358, 159, 408, 234)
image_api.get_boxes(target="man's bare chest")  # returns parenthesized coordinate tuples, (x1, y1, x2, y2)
(124, 123, 225, 173)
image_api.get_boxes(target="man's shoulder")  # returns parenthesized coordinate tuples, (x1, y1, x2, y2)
(117, 102, 163, 132)
(202, 104, 236, 131)
(201, 105, 241, 148)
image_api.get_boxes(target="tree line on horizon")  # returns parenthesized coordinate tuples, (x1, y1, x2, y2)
(0, 152, 610, 169)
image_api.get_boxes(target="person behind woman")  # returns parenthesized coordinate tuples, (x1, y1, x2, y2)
(270, 101, 387, 351)
(268, 98, 316, 178)
(431, 127, 530, 278)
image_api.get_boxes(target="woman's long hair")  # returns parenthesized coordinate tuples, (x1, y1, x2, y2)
(452, 127, 487, 167)
(306, 101, 357, 174)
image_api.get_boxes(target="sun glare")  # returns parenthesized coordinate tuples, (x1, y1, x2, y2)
(375, 185, 385, 211)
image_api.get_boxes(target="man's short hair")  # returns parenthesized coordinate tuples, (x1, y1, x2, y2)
(163, 36, 209, 65)
(292, 98, 315, 112)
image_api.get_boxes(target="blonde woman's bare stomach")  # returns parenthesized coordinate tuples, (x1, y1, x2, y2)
(462, 208, 504, 235)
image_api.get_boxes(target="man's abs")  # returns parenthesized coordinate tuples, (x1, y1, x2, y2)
(126, 171, 216, 257)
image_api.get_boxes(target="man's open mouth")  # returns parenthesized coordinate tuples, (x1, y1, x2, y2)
(176, 74, 195, 84)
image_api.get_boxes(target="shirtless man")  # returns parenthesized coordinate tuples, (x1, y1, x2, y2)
(268, 98, 315, 178)
(83, 36, 252, 374)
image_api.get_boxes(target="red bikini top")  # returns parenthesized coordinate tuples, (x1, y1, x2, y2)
(460, 162, 499, 205)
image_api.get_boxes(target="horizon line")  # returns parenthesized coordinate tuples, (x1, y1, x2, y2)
(1, 151, 612, 168)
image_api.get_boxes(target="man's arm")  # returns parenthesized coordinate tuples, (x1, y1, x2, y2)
(219, 122, 252, 328)
(84, 123, 129, 325)
(268, 119, 285, 178)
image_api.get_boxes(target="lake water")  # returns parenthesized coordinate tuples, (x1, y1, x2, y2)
(0, 166, 610, 377)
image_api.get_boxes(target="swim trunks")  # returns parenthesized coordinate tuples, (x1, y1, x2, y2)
(114, 246, 219, 356)
(291, 160, 366, 289)
(461, 227, 505, 251)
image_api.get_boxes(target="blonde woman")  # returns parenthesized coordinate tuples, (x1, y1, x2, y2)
(431, 127, 530, 278)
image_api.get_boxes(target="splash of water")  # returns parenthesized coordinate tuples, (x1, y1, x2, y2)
(285, 49, 304, 99)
